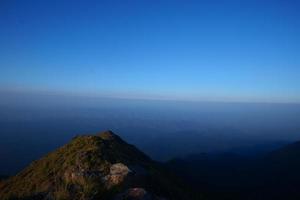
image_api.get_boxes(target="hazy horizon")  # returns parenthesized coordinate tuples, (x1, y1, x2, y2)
(1, 87, 300, 104)
(1, 89, 300, 175)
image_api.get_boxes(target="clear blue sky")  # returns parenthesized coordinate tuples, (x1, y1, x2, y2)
(0, 0, 299, 103)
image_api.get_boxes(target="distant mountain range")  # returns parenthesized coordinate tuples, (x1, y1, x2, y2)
(168, 139, 300, 200)
(1, 130, 300, 200)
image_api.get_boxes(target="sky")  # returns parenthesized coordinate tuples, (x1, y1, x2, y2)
(0, 0, 299, 103)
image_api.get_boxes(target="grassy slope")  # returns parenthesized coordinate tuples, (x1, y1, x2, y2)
(0, 131, 198, 200)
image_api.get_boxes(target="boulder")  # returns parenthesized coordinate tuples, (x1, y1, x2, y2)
(104, 163, 132, 188)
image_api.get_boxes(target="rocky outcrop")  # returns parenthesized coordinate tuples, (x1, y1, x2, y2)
(104, 163, 132, 188)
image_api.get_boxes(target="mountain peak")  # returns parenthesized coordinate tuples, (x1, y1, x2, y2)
(98, 130, 121, 141)
(0, 131, 190, 200)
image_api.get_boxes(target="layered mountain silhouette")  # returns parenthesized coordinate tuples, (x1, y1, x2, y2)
(168, 140, 300, 200)
(0, 131, 194, 200)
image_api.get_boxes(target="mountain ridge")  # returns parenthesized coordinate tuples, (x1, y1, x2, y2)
(0, 130, 194, 200)
(167, 139, 300, 200)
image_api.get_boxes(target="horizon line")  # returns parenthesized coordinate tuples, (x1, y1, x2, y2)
(0, 87, 299, 105)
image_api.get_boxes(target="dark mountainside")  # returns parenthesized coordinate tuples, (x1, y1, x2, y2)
(1, 130, 300, 200)
(168, 140, 300, 200)
(0, 131, 196, 200)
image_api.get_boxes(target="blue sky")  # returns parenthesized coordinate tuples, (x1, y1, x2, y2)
(0, 0, 299, 103)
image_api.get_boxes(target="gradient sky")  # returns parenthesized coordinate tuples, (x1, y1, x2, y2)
(0, 0, 299, 103)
